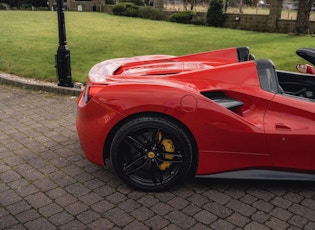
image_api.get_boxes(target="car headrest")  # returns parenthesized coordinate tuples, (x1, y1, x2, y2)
(256, 59, 280, 93)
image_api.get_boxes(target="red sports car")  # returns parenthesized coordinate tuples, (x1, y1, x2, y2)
(76, 47, 315, 191)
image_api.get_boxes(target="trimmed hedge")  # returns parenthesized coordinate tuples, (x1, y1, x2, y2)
(105, 0, 116, 4)
(112, 4, 204, 25)
(119, 0, 145, 6)
(169, 10, 196, 24)
(112, 3, 166, 20)
(137, 6, 166, 20)
(112, 3, 139, 16)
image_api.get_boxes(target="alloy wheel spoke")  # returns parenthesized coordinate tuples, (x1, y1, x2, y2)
(124, 135, 146, 153)
(156, 152, 183, 163)
(123, 156, 149, 175)
(150, 160, 163, 184)
(152, 128, 162, 142)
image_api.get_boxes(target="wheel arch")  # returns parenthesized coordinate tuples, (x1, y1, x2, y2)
(103, 112, 199, 176)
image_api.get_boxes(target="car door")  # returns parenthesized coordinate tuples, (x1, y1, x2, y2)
(264, 94, 315, 171)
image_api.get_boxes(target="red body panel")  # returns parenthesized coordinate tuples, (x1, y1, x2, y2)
(264, 94, 315, 171)
(76, 47, 315, 178)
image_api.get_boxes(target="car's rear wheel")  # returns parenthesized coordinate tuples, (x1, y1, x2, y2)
(110, 116, 193, 192)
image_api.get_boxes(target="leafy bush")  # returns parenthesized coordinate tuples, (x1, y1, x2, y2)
(113, 4, 166, 20)
(206, 0, 225, 27)
(191, 16, 205, 25)
(125, 5, 139, 17)
(169, 10, 196, 24)
(0, 4, 7, 10)
(106, 0, 116, 5)
(119, 0, 144, 6)
(112, 3, 127, 15)
(137, 6, 166, 20)
(112, 3, 138, 16)
(1, 0, 47, 8)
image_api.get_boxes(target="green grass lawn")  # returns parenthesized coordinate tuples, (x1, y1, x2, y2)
(1, 11, 315, 83)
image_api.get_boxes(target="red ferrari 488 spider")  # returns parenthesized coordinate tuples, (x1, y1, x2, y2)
(76, 47, 315, 191)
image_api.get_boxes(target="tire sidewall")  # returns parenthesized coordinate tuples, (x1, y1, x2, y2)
(110, 116, 193, 191)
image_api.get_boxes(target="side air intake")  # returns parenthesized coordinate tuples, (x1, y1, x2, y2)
(201, 92, 243, 109)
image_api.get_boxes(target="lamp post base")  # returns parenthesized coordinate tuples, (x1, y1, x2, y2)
(56, 45, 73, 87)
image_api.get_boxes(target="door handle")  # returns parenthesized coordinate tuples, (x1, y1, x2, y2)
(275, 123, 291, 131)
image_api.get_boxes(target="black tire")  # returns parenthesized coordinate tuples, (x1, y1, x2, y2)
(110, 116, 193, 192)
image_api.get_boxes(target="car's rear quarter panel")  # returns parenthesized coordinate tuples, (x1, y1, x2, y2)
(77, 79, 273, 174)
(76, 49, 274, 175)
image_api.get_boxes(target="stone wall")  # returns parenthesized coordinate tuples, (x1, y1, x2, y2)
(224, 14, 270, 32)
(67, 1, 103, 11)
(64, 1, 315, 34)
(224, 13, 315, 34)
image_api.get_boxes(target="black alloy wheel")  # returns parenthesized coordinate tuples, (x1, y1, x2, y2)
(110, 116, 193, 192)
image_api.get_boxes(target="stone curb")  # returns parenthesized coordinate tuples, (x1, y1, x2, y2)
(0, 73, 83, 96)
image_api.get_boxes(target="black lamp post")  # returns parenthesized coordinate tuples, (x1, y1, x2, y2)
(55, 0, 73, 87)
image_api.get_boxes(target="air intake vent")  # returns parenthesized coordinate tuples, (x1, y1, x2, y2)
(201, 92, 243, 109)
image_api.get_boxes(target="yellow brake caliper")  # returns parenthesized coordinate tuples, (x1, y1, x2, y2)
(159, 134, 175, 170)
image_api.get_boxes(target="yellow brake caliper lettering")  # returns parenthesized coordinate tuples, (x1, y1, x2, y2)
(159, 139, 175, 170)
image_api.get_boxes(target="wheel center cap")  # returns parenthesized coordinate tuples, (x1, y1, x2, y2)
(147, 151, 155, 159)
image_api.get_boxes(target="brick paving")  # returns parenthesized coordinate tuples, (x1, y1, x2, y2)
(1, 83, 315, 229)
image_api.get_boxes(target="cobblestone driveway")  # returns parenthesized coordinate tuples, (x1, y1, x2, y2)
(1, 84, 315, 229)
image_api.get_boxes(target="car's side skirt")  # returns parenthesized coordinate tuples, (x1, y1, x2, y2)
(196, 169, 315, 181)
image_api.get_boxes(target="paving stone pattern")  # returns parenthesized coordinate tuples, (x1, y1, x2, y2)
(1, 84, 315, 229)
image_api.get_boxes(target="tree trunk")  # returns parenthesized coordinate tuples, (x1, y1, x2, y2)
(239, 0, 243, 13)
(183, 0, 188, 10)
(295, 0, 314, 34)
(190, 0, 195, 10)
